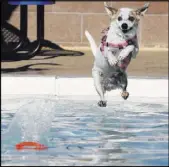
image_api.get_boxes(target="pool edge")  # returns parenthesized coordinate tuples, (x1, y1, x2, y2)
(1, 76, 168, 98)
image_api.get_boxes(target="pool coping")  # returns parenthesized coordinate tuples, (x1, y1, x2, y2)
(1, 76, 168, 98)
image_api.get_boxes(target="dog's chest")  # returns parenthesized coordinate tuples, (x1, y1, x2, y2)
(107, 31, 126, 44)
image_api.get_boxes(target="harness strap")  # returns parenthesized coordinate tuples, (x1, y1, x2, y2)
(100, 27, 135, 71)
(102, 40, 128, 48)
(100, 35, 137, 52)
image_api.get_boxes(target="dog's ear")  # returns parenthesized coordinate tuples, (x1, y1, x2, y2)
(104, 2, 118, 17)
(134, 3, 150, 16)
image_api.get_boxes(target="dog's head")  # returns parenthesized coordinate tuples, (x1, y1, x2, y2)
(104, 2, 150, 33)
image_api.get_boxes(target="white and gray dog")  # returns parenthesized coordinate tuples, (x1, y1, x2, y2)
(85, 2, 149, 107)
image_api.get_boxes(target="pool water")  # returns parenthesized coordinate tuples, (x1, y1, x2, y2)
(1, 97, 168, 166)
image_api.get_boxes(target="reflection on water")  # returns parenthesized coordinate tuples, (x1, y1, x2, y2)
(1, 98, 168, 166)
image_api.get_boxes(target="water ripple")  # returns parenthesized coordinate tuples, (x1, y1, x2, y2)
(1, 97, 168, 166)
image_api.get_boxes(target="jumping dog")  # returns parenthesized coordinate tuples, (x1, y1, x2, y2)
(85, 2, 150, 107)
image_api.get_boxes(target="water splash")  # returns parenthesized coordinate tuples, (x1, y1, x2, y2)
(2, 99, 57, 148)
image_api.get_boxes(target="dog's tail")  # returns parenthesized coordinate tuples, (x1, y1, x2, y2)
(85, 30, 97, 57)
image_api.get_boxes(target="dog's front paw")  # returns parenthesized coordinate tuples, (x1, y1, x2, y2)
(118, 55, 126, 61)
(108, 56, 118, 66)
(118, 45, 135, 61)
(98, 100, 107, 107)
(121, 91, 129, 100)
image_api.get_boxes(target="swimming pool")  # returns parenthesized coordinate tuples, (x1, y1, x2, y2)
(1, 96, 168, 166)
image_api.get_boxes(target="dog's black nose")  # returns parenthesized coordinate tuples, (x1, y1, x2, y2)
(121, 23, 128, 30)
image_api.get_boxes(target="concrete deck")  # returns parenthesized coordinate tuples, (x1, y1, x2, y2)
(1, 49, 168, 77)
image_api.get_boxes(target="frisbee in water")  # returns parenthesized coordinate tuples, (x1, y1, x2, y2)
(15, 141, 48, 150)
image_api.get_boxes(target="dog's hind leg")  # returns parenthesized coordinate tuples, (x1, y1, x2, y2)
(92, 69, 107, 107)
(120, 72, 129, 100)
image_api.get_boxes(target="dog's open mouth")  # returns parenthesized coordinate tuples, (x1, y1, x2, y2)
(122, 27, 133, 33)
(122, 29, 128, 33)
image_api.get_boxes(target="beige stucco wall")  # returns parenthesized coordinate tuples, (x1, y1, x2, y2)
(9, 1, 168, 48)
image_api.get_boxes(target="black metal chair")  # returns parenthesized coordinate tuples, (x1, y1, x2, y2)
(2, 1, 58, 60)
(1, 0, 84, 61)
(1, 2, 31, 60)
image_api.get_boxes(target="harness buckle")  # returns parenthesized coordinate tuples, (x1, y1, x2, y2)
(128, 40, 133, 45)
(119, 45, 123, 50)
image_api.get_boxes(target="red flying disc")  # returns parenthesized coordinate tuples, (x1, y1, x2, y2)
(15, 141, 48, 150)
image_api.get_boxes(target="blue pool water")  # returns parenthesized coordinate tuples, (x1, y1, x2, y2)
(1, 97, 168, 166)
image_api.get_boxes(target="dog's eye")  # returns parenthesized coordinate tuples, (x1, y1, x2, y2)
(129, 16, 135, 22)
(118, 16, 122, 21)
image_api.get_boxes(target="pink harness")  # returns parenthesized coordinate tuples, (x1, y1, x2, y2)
(100, 27, 136, 70)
